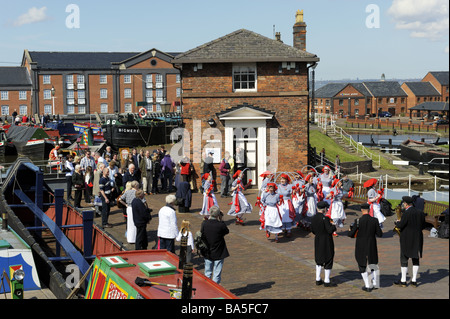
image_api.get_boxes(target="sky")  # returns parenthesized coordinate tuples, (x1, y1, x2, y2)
(0, 0, 448, 81)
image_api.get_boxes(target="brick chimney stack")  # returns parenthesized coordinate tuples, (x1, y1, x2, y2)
(293, 10, 307, 50)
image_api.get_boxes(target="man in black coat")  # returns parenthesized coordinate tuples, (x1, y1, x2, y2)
(349, 203, 383, 292)
(311, 201, 337, 287)
(131, 189, 152, 250)
(200, 206, 229, 284)
(394, 196, 426, 287)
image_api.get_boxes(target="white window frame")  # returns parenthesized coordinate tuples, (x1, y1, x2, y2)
(1, 91, 8, 100)
(100, 89, 108, 99)
(232, 63, 257, 92)
(19, 105, 27, 115)
(100, 103, 108, 113)
(43, 89, 52, 100)
(124, 74, 132, 84)
(19, 91, 27, 100)
(78, 105, 86, 114)
(124, 103, 132, 113)
(1, 105, 9, 115)
(124, 88, 132, 99)
(44, 105, 52, 114)
(67, 105, 75, 114)
(100, 75, 108, 84)
(43, 75, 51, 84)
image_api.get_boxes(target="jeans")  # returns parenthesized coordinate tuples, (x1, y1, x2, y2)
(204, 258, 224, 284)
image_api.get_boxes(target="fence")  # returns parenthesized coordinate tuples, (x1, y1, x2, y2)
(344, 118, 448, 133)
(316, 114, 382, 168)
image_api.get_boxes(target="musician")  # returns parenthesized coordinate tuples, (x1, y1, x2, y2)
(260, 183, 282, 242)
(311, 201, 337, 287)
(227, 170, 252, 225)
(394, 196, 426, 287)
(348, 203, 383, 292)
(277, 174, 296, 237)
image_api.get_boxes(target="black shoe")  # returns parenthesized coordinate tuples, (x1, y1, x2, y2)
(393, 280, 407, 287)
(103, 223, 113, 228)
(410, 281, 418, 287)
(362, 286, 372, 292)
(315, 280, 324, 286)
(324, 281, 337, 287)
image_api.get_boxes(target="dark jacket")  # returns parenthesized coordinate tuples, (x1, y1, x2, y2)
(201, 218, 230, 261)
(131, 197, 151, 227)
(311, 213, 336, 265)
(395, 205, 426, 259)
(72, 172, 84, 189)
(349, 214, 383, 266)
(175, 181, 192, 208)
(122, 171, 140, 186)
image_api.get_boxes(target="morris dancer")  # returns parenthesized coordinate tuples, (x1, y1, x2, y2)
(199, 173, 218, 218)
(260, 183, 283, 242)
(302, 174, 317, 229)
(277, 174, 296, 237)
(320, 166, 333, 203)
(365, 179, 386, 229)
(292, 171, 305, 218)
(256, 171, 273, 218)
(227, 170, 252, 225)
(326, 178, 346, 236)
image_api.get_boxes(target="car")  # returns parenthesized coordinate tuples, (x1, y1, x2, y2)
(378, 111, 392, 118)
(435, 119, 449, 125)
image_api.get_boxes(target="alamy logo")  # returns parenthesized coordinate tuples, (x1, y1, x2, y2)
(366, 4, 380, 29)
(66, 4, 80, 29)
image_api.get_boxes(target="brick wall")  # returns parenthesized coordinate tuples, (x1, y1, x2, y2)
(181, 61, 310, 182)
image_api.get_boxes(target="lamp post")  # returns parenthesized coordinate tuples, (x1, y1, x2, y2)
(51, 86, 56, 115)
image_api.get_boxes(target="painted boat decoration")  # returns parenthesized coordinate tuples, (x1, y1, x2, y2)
(85, 250, 237, 299)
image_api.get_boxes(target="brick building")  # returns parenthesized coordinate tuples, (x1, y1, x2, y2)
(314, 81, 408, 117)
(0, 67, 32, 118)
(422, 71, 449, 103)
(173, 11, 319, 186)
(401, 81, 441, 114)
(20, 49, 181, 117)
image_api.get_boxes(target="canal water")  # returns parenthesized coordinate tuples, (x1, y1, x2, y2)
(350, 133, 449, 146)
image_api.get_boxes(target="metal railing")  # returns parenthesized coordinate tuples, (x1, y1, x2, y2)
(316, 114, 382, 168)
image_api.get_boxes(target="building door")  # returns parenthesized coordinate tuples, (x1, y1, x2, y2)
(388, 107, 396, 116)
(234, 129, 257, 185)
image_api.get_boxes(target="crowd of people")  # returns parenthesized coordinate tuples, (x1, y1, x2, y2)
(58, 144, 429, 291)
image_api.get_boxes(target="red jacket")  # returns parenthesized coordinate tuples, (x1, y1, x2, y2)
(180, 162, 190, 175)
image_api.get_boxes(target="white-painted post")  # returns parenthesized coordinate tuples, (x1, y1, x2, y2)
(408, 174, 411, 196)
(385, 174, 388, 199)
(435, 175, 437, 201)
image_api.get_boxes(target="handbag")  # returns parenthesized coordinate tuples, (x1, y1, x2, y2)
(94, 195, 102, 206)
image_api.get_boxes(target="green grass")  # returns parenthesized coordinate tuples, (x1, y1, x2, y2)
(310, 129, 398, 170)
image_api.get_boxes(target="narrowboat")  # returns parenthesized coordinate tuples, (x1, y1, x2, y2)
(85, 250, 237, 299)
(101, 112, 182, 150)
(0, 157, 125, 298)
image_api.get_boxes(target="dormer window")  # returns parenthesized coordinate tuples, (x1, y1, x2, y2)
(233, 63, 257, 92)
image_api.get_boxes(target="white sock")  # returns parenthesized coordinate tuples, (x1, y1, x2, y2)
(401, 267, 408, 282)
(324, 269, 331, 283)
(361, 272, 370, 288)
(369, 264, 379, 288)
(412, 265, 419, 282)
(316, 265, 322, 281)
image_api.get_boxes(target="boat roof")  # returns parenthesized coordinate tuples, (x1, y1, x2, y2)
(87, 250, 237, 299)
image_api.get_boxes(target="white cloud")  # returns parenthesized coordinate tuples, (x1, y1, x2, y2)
(387, 0, 449, 41)
(13, 7, 49, 27)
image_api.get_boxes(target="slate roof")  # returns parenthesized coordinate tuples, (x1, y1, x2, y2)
(362, 81, 407, 97)
(403, 82, 441, 96)
(173, 29, 319, 64)
(314, 83, 348, 98)
(0, 67, 32, 87)
(428, 71, 449, 85)
(28, 51, 140, 70)
(409, 101, 449, 111)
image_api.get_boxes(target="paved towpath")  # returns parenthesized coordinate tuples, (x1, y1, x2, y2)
(94, 188, 448, 300)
